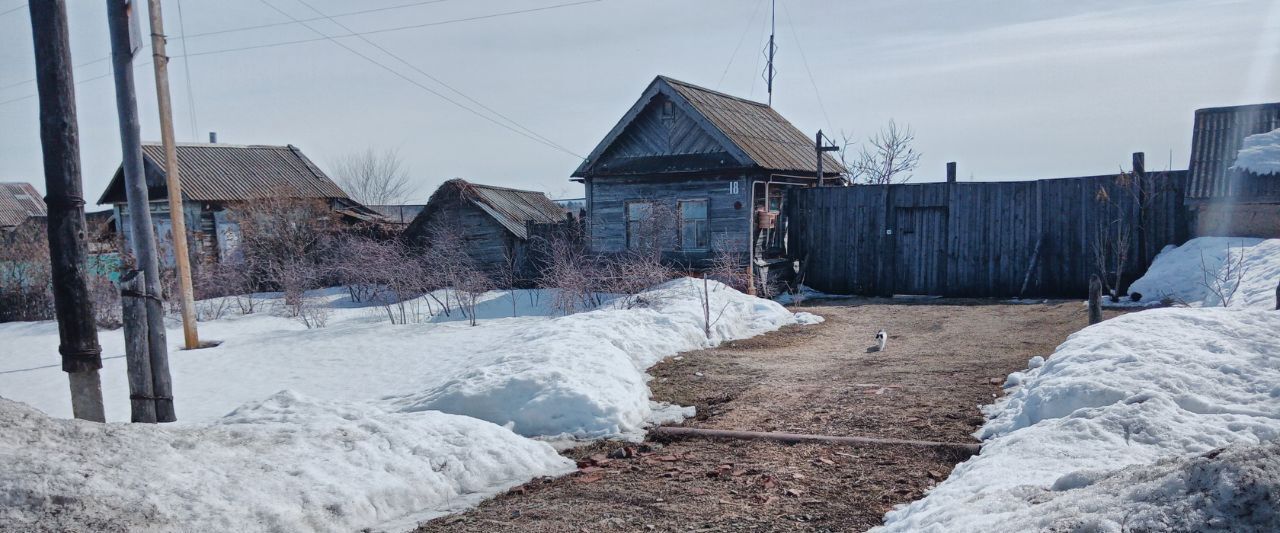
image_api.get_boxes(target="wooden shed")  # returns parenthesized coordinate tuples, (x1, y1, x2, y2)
(571, 76, 842, 268)
(402, 179, 569, 271)
(1185, 102, 1280, 238)
(97, 142, 381, 266)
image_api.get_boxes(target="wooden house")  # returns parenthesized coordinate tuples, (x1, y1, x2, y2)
(571, 76, 843, 268)
(1186, 102, 1280, 238)
(402, 178, 569, 272)
(0, 182, 47, 234)
(97, 142, 380, 266)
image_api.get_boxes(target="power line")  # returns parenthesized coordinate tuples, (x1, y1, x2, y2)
(780, 0, 832, 131)
(716, 0, 768, 90)
(289, 0, 580, 158)
(0, 3, 27, 17)
(185, 0, 602, 59)
(0, 0, 602, 109)
(179, 0, 455, 40)
(174, 0, 200, 140)
(256, 0, 584, 159)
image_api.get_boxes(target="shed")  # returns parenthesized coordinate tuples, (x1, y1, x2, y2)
(403, 179, 568, 271)
(97, 142, 381, 265)
(571, 75, 842, 267)
(0, 182, 47, 232)
(1185, 102, 1280, 238)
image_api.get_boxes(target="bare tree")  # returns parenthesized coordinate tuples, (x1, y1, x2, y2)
(840, 120, 922, 185)
(231, 194, 338, 312)
(331, 147, 420, 205)
(1199, 242, 1251, 308)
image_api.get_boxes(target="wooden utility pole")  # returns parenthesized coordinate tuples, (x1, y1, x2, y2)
(108, 0, 176, 422)
(120, 270, 157, 423)
(146, 0, 199, 349)
(815, 130, 838, 187)
(29, 0, 106, 422)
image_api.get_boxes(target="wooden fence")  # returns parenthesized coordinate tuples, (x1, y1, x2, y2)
(786, 168, 1188, 298)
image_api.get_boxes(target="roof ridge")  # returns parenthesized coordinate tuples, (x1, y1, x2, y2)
(141, 142, 295, 149)
(657, 75, 771, 108)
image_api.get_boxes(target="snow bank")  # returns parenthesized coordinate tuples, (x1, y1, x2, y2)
(1232, 127, 1280, 176)
(1123, 237, 1280, 309)
(876, 307, 1280, 532)
(0, 391, 574, 533)
(390, 278, 817, 440)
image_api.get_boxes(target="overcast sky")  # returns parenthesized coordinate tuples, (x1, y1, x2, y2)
(1, 0, 1278, 205)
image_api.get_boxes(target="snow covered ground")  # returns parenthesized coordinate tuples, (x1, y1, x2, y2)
(875, 307, 1280, 532)
(0, 279, 817, 531)
(1115, 237, 1280, 309)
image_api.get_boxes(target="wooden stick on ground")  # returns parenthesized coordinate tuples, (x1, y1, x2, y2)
(651, 426, 982, 455)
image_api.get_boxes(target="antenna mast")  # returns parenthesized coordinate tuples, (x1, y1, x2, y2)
(764, 0, 776, 106)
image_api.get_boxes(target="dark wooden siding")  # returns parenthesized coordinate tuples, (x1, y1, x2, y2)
(586, 173, 751, 258)
(788, 171, 1188, 298)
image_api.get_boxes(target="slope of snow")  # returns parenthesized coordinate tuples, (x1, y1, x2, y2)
(390, 278, 821, 440)
(1232, 127, 1280, 176)
(876, 307, 1280, 532)
(0, 391, 574, 533)
(1121, 237, 1280, 309)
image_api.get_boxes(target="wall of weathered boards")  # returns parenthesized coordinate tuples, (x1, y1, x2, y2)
(786, 170, 1188, 298)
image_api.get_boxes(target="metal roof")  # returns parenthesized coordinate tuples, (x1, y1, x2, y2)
(367, 204, 426, 224)
(0, 182, 47, 229)
(97, 143, 351, 204)
(412, 179, 567, 240)
(1187, 102, 1280, 199)
(574, 76, 843, 177)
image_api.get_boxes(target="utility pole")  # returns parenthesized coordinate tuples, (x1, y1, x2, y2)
(146, 0, 199, 349)
(29, 0, 106, 422)
(815, 130, 838, 187)
(108, 0, 176, 422)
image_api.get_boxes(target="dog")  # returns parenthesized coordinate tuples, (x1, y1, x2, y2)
(875, 329, 888, 352)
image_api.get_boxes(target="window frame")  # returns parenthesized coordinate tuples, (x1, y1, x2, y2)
(625, 200, 655, 250)
(677, 198, 710, 252)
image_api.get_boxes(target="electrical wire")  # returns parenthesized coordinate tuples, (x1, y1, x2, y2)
(0, 3, 26, 17)
(178, 0, 456, 40)
(255, 0, 584, 159)
(289, 0, 578, 157)
(780, 0, 832, 131)
(716, 0, 767, 90)
(174, 0, 200, 141)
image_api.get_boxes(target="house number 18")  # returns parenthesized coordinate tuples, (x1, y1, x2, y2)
(729, 181, 740, 195)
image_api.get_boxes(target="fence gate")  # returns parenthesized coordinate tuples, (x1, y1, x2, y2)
(892, 206, 948, 295)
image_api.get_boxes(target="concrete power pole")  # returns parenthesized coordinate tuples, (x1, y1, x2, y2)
(107, 0, 176, 422)
(28, 0, 106, 422)
(146, 0, 200, 349)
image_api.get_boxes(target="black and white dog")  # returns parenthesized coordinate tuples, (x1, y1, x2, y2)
(875, 329, 888, 352)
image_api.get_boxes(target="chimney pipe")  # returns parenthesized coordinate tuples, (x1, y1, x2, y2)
(208, 131, 217, 144)
(946, 162, 957, 183)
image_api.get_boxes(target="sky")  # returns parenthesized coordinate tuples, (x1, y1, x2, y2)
(1, 0, 1278, 206)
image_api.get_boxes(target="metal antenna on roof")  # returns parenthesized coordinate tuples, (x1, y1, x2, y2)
(763, 0, 776, 106)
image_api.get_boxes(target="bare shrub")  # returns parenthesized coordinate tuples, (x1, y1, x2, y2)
(705, 241, 749, 292)
(840, 120, 921, 185)
(0, 224, 54, 322)
(295, 297, 330, 329)
(535, 233, 598, 315)
(1199, 242, 1251, 307)
(330, 147, 420, 205)
(231, 195, 338, 308)
(697, 274, 731, 339)
(600, 251, 675, 309)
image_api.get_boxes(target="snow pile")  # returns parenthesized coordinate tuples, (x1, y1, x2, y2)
(876, 307, 1280, 532)
(391, 278, 819, 440)
(0, 391, 574, 533)
(1232, 127, 1280, 175)
(1123, 237, 1280, 309)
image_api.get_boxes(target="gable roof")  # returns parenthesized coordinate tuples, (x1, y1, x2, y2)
(0, 182, 47, 229)
(1187, 102, 1280, 199)
(573, 76, 843, 178)
(97, 143, 352, 205)
(411, 179, 567, 240)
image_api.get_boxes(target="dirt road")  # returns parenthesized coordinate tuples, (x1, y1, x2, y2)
(417, 298, 1123, 532)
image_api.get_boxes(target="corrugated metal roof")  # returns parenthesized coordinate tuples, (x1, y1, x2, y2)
(367, 204, 426, 224)
(662, 77, 843, 175)
(574, 76, 843, 177)
(461, 180, 567, 239)
(1187, 102, 1280, 199)
(0, 182, 47, 229)
(97, 143, 351, 204)
(411, 179, 566, 240)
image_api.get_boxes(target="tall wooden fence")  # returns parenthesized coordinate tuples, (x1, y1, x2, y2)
(786, 170, 1188, 298)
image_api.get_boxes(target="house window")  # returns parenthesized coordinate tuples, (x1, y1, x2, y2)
(678, 199, 709, 251)
(626, 201, 655, 250)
